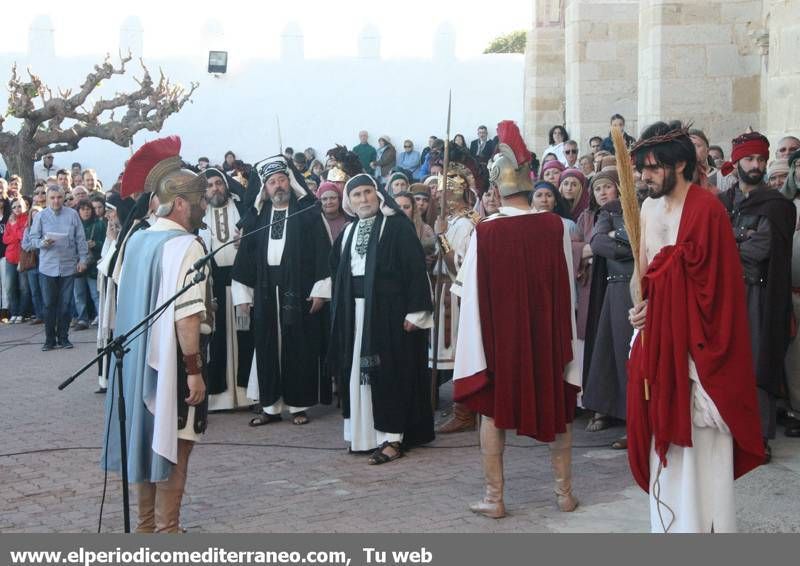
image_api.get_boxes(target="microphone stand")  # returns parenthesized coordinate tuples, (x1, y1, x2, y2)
(57, 198, 320, 533)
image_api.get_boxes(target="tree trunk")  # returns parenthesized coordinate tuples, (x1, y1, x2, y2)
(1, 141, 36, 197)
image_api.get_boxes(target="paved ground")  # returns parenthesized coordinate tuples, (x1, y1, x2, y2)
(1, 321, 799, 533)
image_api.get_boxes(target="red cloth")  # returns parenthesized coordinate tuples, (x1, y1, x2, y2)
(720, 133, 770, 176)
(454, 212, 578, 442)
(627, 185, 764, 492)
(2, 214, 28, 265)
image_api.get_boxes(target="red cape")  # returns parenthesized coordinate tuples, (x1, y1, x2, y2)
(627, 185, 764, 492)
(454, 213, 578, 442)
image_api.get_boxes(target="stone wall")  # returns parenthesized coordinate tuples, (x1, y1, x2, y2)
(524, 0, 800, 155)
(564, 0, 639, 150)
(523, 0, 566, 153)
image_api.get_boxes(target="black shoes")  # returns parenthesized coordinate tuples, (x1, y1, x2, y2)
(57, 340, 74, 350)
(42, 342, 56, 352)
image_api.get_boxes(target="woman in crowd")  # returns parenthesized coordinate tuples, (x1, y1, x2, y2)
(387, 172, 410, 195)
(394, 191, 436, 266)
(582, 167, 632, 445)
(21, 206, 44, 324)
(540, 159, 565, 187)
(32, 182, 47, 208)
(542, 125, 570, 166)
(2, 198, 31, 323)
(475, 185, 500, 218)
(579, 155, 594, 177)
(560, 169, 594, 385)
(453, 134, 467, 148)
(317, 182, 351, 244)
(371, 135, 397, 186)
(73, 199, 105, 330)
(559, 168, 590, 222)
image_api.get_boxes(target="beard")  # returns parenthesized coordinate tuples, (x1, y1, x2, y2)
(647, 166, 678, 199)
(188, 204, 207, 232)
(737, 163, 766, 186)
(209, 190, 229, 208)
(271, 189, 289, 206)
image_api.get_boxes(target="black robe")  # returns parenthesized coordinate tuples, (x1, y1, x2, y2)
(720, 185, 795, 396)
(231, 193, 332, 408)
(328, 213, 435, 447)
(207, 189, 255, 396)
(582, 200, 634, 419)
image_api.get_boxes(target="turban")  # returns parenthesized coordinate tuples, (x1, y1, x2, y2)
(558, 168, 587, 187)
(316, 181, 342, 200)
(388, 172, 409, 186)
(345, 173, 378, 194)
(721, 132, 770, 176)
(259, 161, 290, 182)
(541, 160, 566, 177)
(205, 167, 229, 188)
(767, 159, 790, 180)
(591, 167, 620, 189)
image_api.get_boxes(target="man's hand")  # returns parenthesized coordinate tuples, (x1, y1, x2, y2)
(87, 240, 95, 249)
(434, 218, 447, 236)
(185, 374, 206, 406)
(76, 262, 87, 273)
(238, 303, 252, 317)
(628, 300, 648, 330)
(41, 238, 54, 248)
(582, 243, 592, 259)
(233, 229, 241, 249)
(308, 296, 326, 314)
(404, 320, 420, 332)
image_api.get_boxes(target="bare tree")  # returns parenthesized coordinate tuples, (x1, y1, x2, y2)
(0, 52, 198, 194)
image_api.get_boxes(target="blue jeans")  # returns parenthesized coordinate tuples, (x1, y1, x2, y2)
(4, 260, 30, 317)
(40, 274, 75, 345)
(27, 267, 44, 320)
(74, 275, 99, 322)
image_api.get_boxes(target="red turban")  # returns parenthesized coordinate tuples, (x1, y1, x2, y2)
(721, 132, 770, 176)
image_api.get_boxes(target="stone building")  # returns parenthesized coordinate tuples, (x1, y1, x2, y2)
(523, 0, 799, 155)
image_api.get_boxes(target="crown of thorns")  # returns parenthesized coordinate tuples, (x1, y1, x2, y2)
(629, 126, 691, 156)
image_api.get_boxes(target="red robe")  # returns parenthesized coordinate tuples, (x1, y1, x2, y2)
(453, 211, 578, 442)
(627, 185, 764, 492)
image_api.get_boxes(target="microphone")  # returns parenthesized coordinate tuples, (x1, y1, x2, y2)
(188, 200, 321, 274)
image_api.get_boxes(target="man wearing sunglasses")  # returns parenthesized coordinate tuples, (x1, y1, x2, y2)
(564, 140, 579, 168)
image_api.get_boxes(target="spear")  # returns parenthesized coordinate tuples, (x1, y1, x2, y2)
(430, 90, 452, 411)
(611, 127, 648, 399)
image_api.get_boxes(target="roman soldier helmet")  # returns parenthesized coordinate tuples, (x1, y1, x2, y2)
(120, 136, 206, 214)
(326, 145, 364, 183)
(489, 120, 534, 197)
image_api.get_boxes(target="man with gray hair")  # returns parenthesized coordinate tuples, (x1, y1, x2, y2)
(27, 186, 88, 350)
(353, 130, 377, 173)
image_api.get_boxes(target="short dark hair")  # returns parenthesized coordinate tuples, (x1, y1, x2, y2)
(589, 136, 603, 145)
(548, 125, 570, 146)
(71, 162, 81, 168)
(632, 121, 697, 182)
(224, 150, 235, 158)
(610, 114, 625, 124)
(198, 156, 209, 162)
(709, 145, 724, 158)
(478, 125, 487, 131)
(285, 147, 294, 155)
(56, 169, 69, 177)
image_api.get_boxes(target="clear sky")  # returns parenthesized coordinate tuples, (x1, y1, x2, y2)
(2, 0, 531, 60)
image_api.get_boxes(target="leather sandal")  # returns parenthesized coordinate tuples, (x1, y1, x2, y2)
(367, 441, 403, 465)
(248, 413, 282, 427)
